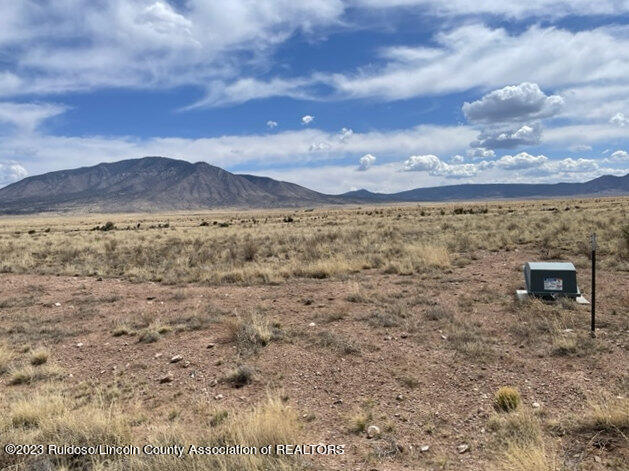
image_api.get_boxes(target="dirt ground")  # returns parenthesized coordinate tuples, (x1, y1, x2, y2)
(1, 247, 627, 470)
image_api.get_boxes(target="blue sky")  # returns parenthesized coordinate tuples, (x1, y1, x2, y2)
(0, 1, 628, 193)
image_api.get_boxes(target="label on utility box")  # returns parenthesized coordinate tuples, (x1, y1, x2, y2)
(544, 277, 563, 291)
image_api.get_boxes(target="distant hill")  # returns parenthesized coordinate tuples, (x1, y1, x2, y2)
(0, 156, 626, 214)
(341, 173, 629, 202)
(0, 157, 342, 213)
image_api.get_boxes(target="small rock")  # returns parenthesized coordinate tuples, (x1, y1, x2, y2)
(96, 277, 103, 281)
(532, 402, 541, 408)
(457, 444, 470, 454)
(154, 353, 163, 359)
(170, 355, 183, 363)
(400, 332, 408, 339)
(366, 425, 381, 439)
(396, 394, 404, 401)
(441, 335, 448, 340)
(76, 342, 83, 348)
(594, 456, 601, 463)
(207, 343, 215, 349)
(308, 322, 316, 327)
(333, 399, 343, 405)
(159, 373, 173, 384)
(420, 445, 430, 453)
(182, 361, 190, 368)
(209, 379, 218, 386)
(214, 394, 224, 400)
(54, 302, 61, 307)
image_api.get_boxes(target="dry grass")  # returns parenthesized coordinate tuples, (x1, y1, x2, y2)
(494, 386, 522, 413)
(312, 330, 361, 355)
(0, 388, 303, 471)
(224, 364, 255, 388)
(0, 198, 625, 284)
(495, 443, 560, 471)
(488, 410, 558, 471)
(227, 310, 282, 356)
(0, 342, 14, 374)
(348, 405, 373, 434)
(574, 396, 629, 436)
(29, 347, 49, 366)
(488, 409, 542, 448)
(8, 364, 62, 385)
(447, 318, 494, 359)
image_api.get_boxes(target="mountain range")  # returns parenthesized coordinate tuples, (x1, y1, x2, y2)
(0, 156, 627, 213)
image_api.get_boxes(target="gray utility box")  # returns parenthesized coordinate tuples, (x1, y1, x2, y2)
(523, 262, 580, 298)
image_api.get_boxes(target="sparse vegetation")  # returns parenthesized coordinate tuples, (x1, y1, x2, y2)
(29, 348, 49, 366)
(425, 305, 454, 321)
(0, 198, 627, 470)
(3, 198, 623, 284)
(0, 343, 14, 374)
(313, 330, 360, 355)
(494, 387, 522, 413)
(225, 364, 255, 388)
(228, 310, 282, 355)
(447, 318, 494, 359)
(8, 364, 61, 385)
(348, 405, 373, 433)
(573, 396, 629, 435)
(0, 389, 302, 471)
(112, 322, 133, 337)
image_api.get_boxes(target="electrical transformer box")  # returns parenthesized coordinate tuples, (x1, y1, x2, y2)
(523, 262, 580, 298)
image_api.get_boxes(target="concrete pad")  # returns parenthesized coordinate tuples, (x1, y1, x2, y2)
(515, 289, 529, 301)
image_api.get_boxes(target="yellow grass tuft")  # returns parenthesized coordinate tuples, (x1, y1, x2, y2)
(494, 386, 522, 413)
(576, 396, 629, 435)
(0, 343, 14, 374)
(8, 364, 61, 385)
(497, 443, 559, 471)
(29, 348, 49, 366)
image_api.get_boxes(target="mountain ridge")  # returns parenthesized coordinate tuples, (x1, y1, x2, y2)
(0, 156, 627, 214)
(341, 173, 629, 202)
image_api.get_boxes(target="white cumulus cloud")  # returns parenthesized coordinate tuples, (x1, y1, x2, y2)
(467, 147, 495, 159)
(339, 127, 354, 141)
(472, 123, 542, 149)
(495, 152, 548, 170)
(607, 150, 628, 162)
(610, 112, 628, 127)
(357, 153, 376, 171)
(266, 120, 278, 129)
(463, 82, 564, 124)
(0, 161, 27, 185)
(309, 142, 331, 152)
(301, 115, 314, 125)
(402, 154, 478, 178)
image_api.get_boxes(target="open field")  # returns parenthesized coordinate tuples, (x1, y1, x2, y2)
(0, 198, 627, 470)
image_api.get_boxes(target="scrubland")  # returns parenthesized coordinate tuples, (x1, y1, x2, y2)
(0, 198, 627, 470)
